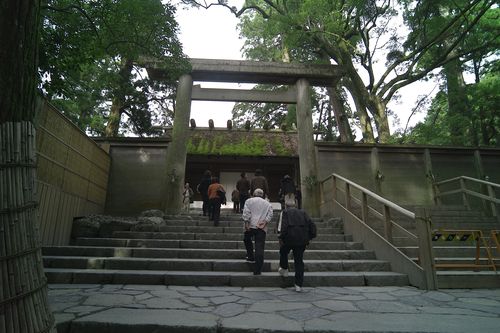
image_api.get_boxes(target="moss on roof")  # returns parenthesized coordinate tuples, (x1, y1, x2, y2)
(179, 128, 298, 157)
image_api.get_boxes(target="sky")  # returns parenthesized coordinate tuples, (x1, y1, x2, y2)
(174, 3, 437, 135)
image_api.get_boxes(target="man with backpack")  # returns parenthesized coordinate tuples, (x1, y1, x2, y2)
(277, 201, 317, 292)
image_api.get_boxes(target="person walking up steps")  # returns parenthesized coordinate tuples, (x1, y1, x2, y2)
(182, 182, 194, 213)
(242, 188, 273, 275)
(250, 169, 269, 199)
(236, 172, 250, 212)
(208, 177, 225, 226)
(198, 170, 212, 217)
(278, 200, 317, 292)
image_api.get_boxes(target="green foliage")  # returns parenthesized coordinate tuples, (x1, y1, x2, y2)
(40, 0, 188, 136)
(401, 62, 500, 147)
(232, 0, 495, 143)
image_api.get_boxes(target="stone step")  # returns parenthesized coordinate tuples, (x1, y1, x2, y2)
(162, 219, 341, 228)
(399, 246, 494, 258)
(156, 226, 342, 234)
(437, 270, 500, 288)
(111, 231, 351, 242)
(42, 246, 377, 260)
(44, 268, 408, 287)
(167, 213, 324, 219)
(74, 237, 364, 251)
(43, 256, 391, 272)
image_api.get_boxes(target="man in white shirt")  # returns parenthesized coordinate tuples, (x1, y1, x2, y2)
(242, 188, 274, 275)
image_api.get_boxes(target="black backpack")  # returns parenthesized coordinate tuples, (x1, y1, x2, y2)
(282, 209, 317, 246)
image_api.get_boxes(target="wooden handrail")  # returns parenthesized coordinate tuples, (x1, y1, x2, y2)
(320, 173, 437, 289)
(435, 175, 500, 190)
(321, 173, 415, 219)
(433, 176, 499, 219)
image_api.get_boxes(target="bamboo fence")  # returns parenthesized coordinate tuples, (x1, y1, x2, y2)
(34, 102, 110, 245)
(0, 121, 55, 332)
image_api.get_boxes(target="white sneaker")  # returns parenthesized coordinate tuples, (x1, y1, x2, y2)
(278, 267, 288, 277)
(294, 285, 302, 292)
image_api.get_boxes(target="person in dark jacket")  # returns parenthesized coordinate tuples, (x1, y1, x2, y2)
(277, 201, 316, 292)
(197, 170, 212, 216)
(279, 175, 296, 209)
(250, 169, 269, 199)
(236, 172, 250, 213)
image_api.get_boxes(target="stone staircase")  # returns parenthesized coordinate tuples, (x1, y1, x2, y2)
(42, 210, 409, 287)
(394, 205, 500, 288)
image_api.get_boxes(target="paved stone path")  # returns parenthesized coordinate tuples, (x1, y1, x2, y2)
(50, 284, 500, 332)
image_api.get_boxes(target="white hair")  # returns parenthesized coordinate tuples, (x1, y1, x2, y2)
(253, 188, 264, 197)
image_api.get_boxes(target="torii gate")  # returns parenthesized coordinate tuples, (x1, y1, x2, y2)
(146, 59, 343, 217)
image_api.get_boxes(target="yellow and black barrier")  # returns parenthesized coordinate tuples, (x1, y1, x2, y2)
(431, 229, 496, 272)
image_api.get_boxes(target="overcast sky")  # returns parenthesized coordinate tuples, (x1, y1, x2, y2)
(175, 5, 244, 128)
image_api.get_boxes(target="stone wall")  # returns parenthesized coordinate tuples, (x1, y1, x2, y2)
(316, 143, 500, 209)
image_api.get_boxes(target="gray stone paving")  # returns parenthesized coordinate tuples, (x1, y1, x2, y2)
(49, 284, 500, 333)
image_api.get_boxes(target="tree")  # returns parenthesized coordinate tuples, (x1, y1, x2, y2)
(0, 1, 55, 332)
(182, 0, 497, 143)
(401, 1, 499, 145)
(232, 4, 354, 142)
(403, 61, 499, 146)
(40, 0, 188, 136)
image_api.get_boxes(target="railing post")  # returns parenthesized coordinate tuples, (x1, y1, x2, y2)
(486, 183, 499, 220)
(345, 183, 351, 211)
(319, 181, 324, 205)
(415, 207, 438, 290)
(332, 176, 337, 203)
(361, 192, 368, 223)
(383, 205, 393, 244)
(459, 178, 470, 210)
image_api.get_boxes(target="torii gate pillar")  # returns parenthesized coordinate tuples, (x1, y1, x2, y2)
(296, 78, 320, 216)
(164, 74, 193, 214)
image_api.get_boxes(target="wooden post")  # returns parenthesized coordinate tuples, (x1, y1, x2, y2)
(486, 183, 498, 220)
(361, 192, 368, 223)
(459, 178, 470, 210)
(164, 74, 193, 214)
(332, 175, 337, 203)
(370, 147, 382, 194)
(423, 148, 438, 205)
(345, 183, 352, 211)
(383, 205, 393, 244)
(296, 78, 320, 217)
(473, 150, 491, 214)
(415, 207, 438, 290)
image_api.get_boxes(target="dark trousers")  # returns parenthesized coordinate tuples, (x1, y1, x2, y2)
(202, 194, 210, 216)
(279, 244, 306, 287)
(244, 228, 266, 274)
(239, 194, 249, 213)
(209, 198, 221, 225)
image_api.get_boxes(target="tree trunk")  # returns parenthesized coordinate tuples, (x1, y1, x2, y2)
(369, 96, 391, 143)
(0, 1, 55, 332)
(104, 58, 134, 137)
(327, 86, 354, 143)
(324, 40, 390, 143)
(443, 57, 470, 145)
